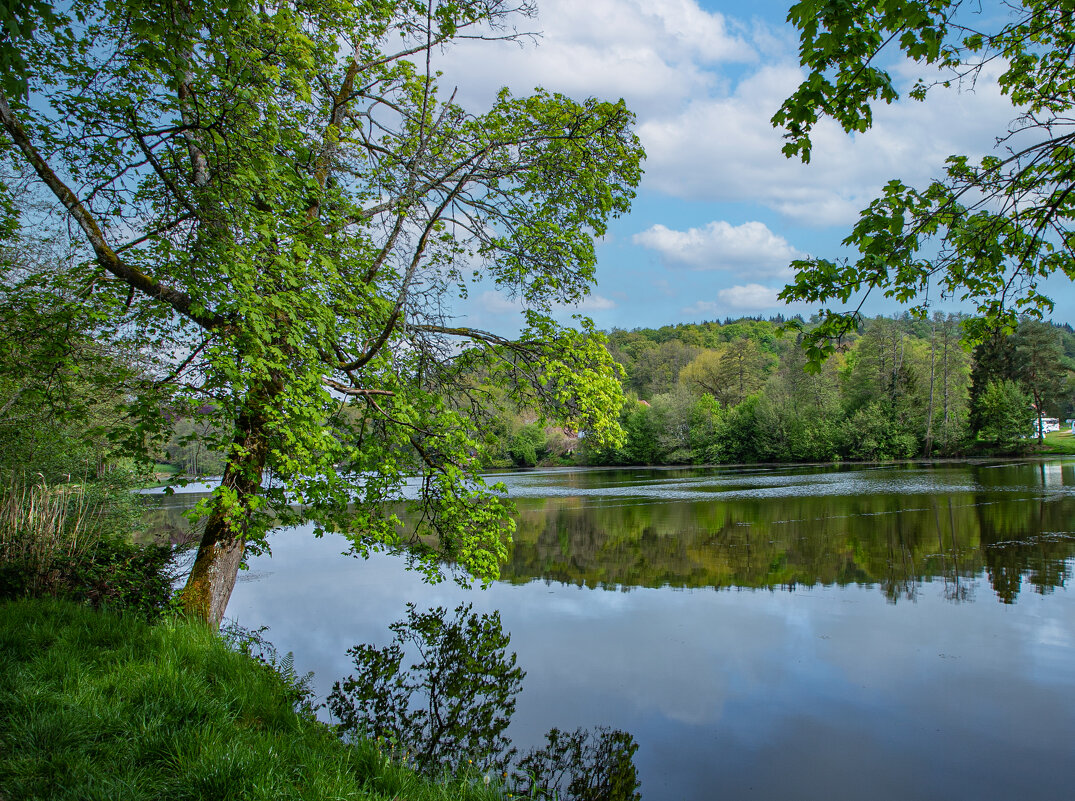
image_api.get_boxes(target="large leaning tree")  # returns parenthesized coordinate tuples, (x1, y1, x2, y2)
(773, 0, 1075, 364)
(0, 0, 643, 624)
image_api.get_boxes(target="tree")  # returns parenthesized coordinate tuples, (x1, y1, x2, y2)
(976, 379, 1035, 446)
(927, 312, 971, 454)
(714, 337, 770, 406)
(678, 349, 725, 399)
(0, 227, 149, 483)
(775, 0, 1075, 362)
(1, 0, 643, 624)
(1013, 320, 1066, 442)
(969, 327, 1019, 437)
(630, 339, 700, 398)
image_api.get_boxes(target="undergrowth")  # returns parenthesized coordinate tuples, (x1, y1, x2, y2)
(0, 479, 177, 616)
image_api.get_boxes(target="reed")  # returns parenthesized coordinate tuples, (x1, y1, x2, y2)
(0, 479, 101, 594)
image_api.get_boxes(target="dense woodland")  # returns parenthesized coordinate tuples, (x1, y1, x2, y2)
(483, 314, 1075, 469)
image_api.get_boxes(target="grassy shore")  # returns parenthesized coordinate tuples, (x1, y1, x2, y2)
(0, 599, 506, 801)
(1040, 429, 1075, 454)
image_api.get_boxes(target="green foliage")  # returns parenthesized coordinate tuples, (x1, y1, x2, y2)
(0, 480, 176, 617)
(587, 314, 1075, 466)
(509, 423, 548, 468)
(775, 0, 1075, 364)
(220, 621, 318, 718)
(1013, 320, 1066, 439)
(1, 0, 644, 619)
(620, 400, 661, 465)
(162, 413, 228, 477)
(0, 599, 507, 801)
(840, 401, 919, 461)
(328, 602, 525, 774)
(0, 249, 158, 484)
(976, 379, 1035, 446)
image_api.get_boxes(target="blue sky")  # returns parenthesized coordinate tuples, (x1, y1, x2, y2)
(434, 0, 1075, 331)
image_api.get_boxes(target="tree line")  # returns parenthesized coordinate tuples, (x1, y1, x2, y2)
(481, 314, 1075, 468)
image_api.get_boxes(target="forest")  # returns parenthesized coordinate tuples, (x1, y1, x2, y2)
(483, 314, 1075, 468)
(143, 312, 1075, 475)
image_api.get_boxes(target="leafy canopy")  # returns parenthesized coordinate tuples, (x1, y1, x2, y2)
(0, 0, 643, 590)
(774, 0, 1075, 364)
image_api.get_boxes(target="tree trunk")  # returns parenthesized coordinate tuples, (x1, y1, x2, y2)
(179, 391, 271, 626)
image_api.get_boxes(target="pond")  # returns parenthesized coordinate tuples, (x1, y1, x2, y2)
(152, 460, 1075, 800)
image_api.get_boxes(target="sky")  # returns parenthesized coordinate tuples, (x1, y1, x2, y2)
(428, 0, 1075, 332)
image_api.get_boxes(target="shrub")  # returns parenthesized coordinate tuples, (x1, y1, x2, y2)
(0, 480, 177, 617)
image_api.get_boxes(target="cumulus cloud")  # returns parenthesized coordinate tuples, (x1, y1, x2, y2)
(680, 284, 787, 317)
(639, 61, 1020, 225)
(436, 2, 1021, 229)
(718, 283, 781, 309)
(633, 220, 801, 275)
(433, 0, 755, 116)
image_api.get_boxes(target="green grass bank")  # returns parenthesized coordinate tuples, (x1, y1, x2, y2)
(1041, 429, 1075, 454)
(0, 599, 505, 801)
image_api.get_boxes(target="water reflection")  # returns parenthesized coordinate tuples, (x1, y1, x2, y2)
(327, 601, 642, 800)
(499, 462, 1075, 605)
(147, 461, 1075, 800)
(205, 461, 1075, 801)
(148, 460, 1075, 606)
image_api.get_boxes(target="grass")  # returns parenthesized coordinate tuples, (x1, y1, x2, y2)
(0, 479, 174, 614)
(0, 599, 509, 801)
(1040, 428, 1075, 454)
(0, 481, 98, 593)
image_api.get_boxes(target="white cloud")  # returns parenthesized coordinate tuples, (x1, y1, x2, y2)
(718, 283, 781, 309)
(639, 61, 1021, 225)
(436, 3, 1022, 228)
(572, 293, 617, 311)
(680, 284, 784, 317)
(434, 0, 755, 116)
(633, 220, 801, 275)
(680, 299, 721, 317)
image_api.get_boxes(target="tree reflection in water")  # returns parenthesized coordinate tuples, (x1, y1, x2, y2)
(499, 472, 1075, 605)
(328, 603, 641, 801)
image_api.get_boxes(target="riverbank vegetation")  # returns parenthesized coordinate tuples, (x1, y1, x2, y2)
(0, 598, 513, 801)
(1, 593, 640, 800)
(150, 314, 1075, 473)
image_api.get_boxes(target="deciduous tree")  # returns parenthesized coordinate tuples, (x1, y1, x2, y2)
(775, 0, 1075, 362)
(0, 0, 643, 624)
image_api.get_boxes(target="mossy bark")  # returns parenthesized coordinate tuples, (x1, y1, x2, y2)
(179, 393, 271, 626)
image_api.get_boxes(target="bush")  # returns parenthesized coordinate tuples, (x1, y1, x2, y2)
(976, 379, 1035, 445)
(0, 480, 178, 617)
(509, 423, 548, 468)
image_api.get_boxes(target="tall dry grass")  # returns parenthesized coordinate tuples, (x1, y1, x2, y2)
(0, 480, 100, 594)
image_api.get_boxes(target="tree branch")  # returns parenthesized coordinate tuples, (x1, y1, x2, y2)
(0, 89, 222, 331)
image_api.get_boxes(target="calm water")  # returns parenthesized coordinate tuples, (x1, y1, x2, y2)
(154, 460, 1075, 800)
